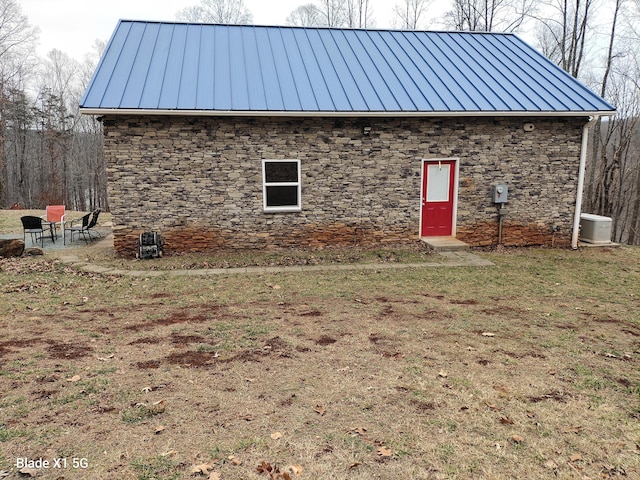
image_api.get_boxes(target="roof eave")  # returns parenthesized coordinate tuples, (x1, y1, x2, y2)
(79, 108, 616, 118)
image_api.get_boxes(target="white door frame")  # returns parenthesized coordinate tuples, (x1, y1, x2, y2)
(419, 158, 460, 237)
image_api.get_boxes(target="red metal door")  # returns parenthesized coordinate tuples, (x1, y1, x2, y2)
(421, 160, 456, 237)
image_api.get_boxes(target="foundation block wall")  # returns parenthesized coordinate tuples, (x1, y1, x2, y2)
(102, 115, 585, 256)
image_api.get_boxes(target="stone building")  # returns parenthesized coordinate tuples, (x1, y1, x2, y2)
(81, 22, 614, 256)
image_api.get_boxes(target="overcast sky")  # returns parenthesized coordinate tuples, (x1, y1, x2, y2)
(20, 0, 445, 62)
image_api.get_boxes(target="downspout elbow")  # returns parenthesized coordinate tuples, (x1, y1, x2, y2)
(571, 116, 599, 249)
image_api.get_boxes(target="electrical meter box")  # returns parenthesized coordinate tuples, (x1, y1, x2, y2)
(492, 185, 508, 203)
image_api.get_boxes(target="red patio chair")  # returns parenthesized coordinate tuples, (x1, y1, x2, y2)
(45, 205, 65, 239)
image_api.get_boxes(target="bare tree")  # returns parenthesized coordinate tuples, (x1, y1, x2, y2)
(315, 0, 348, 27)
(443, 0, 537, 32)
(2, 38, 109, 211)
(0, 4, 110, 212)
(585, 63, 639, 242)
(345, 0, 374, 28)
(627, 0, 640, 240)
(625, 119, 640, 244)
(393, 0, 432, 29)
(287, 0, 374, 28)
(535, 0, 597, 78)
(585, 0, 623, 214)
(0, 0, 38, 207)
(0, 0, 39, 69)
(33, 50, 81, 206)
(176, 6, 205, 22)
(629, 0, 640, 37)
(176, 0, 253, 24)
(287, 4, 323, 26)
(3, 84, 35, 206)
(583, 0, 640, 244)
(76, 43, 108, 211)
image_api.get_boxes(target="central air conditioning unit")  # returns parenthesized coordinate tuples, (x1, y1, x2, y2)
(579, 214, 612, 244)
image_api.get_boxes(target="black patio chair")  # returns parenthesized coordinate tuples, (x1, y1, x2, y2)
(64, 212, 91, 244)
(64, 209, 102, 244)
(86, 208, 102, 241)
(21, 216, 54, 247)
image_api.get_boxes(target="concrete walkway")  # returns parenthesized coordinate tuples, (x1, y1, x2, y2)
(57, 250, 494, 277)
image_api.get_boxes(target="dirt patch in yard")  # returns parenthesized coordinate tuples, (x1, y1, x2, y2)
(315, 335, 337, 346)
(165, 350, 219, 367)
(134, 359, 162, 370)
(46, 340, 94, 360)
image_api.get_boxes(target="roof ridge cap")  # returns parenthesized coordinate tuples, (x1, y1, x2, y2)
(115, 20, 517, 36)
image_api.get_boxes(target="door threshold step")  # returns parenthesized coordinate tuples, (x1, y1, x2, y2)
(421, 237, 470, 252)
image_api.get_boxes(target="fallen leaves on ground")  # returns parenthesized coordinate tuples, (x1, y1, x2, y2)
(601, 464, 627, 476)
(256, 461, 288, 480)
(150, 399, 166, 414)
(484, 401, 499, 411)
(563, 426, 583, 434)
(256, 461, 303, 479)
(190, 462, 215, 475)
(18, 468, 38, 477)
(287, 465, 303, 475)
(376, 446, 393, 457)
(569, 453, 583, 462)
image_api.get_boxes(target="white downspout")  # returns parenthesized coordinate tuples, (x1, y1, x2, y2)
(571, 116, 599, 249)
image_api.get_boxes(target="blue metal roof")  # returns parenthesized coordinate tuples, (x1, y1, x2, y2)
(80, 21, 615, 115)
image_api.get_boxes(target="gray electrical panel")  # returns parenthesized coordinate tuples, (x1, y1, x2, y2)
(493, 184, 508, 203)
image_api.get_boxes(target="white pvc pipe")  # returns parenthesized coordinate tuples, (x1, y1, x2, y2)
(572, 116, 599, 249)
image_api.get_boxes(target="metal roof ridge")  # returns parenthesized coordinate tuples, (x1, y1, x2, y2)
(115, 20, 520, 36)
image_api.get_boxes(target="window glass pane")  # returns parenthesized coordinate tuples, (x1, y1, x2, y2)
(265, 161, 298, 183)
(266, 186, 298, 207)
(426, 164, 450, 202)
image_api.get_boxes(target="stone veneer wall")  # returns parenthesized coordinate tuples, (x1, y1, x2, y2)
(102, 115, 586, 256)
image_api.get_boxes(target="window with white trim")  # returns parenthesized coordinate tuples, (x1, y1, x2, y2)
(262, 159, 301, 212)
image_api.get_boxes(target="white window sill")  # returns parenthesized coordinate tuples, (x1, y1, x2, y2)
(263, 207, 302, 213)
